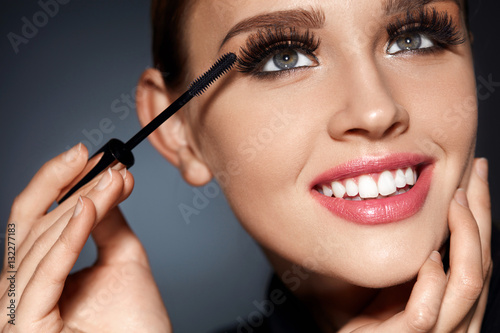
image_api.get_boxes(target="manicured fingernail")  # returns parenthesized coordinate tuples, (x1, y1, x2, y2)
(476, 158, 489, 183)
(96, 168, 113, 191)
(73, 196, 84, 217)
(63, 143, 82, 163)
(429, 251, 442, 264)
(454, 188, 469, 207)
(119, 168, 127, 181)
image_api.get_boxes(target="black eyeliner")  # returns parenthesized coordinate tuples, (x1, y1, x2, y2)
(236, 27, 320, 76)
(387, 7, 466, 52)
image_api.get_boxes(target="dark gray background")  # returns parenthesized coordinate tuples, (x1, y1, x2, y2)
(0, 1, 498, 332)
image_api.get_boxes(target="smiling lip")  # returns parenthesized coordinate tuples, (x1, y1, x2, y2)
(310, 154, 434, 225)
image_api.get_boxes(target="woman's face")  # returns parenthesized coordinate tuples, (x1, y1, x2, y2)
(176, 0, 477, 287)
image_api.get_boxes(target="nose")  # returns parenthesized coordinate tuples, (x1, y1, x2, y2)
(327, 58, 409, 141)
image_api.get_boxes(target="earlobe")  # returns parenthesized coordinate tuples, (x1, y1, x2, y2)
(135, 69, 213, 186)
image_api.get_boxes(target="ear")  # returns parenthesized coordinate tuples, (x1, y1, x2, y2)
(136, 69, 212, 186)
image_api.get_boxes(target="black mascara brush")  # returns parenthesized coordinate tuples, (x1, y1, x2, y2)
(58, 52, 237, 204)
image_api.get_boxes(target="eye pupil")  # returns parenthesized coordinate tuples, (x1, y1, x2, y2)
(273, 49, 299, 69)
(397, 33, 422, 50)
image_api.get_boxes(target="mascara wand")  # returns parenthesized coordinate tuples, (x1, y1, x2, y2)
(58, 52, 237, 204)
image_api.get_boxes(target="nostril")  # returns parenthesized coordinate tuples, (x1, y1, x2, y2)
(345, 128, 369, 136)
(383, 121, 408, 137)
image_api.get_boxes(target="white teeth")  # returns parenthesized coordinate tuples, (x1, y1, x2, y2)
(332, 181, 346, 198)
(318, 167, 418, 200)
(322, 185, 333, 197)
(395, 169, 406, 188)
(405, 167, 415, 186)
(346, 180, 359, 197)
(377, 170, 397, 196)
(358, 175, 379, 199)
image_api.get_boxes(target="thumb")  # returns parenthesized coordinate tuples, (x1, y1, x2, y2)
(92, 207, 149, 266)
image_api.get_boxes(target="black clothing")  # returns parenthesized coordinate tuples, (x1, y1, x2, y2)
(218, 226, 500, 333)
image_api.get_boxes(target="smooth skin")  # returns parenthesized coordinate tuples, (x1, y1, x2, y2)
(0, 0, 493, 332)
(0, 104, 491, 333)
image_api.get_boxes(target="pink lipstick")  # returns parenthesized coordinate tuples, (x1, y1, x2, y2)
(311, 154, 434, 225)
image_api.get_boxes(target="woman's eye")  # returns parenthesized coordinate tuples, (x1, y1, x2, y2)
(262, 49, 315, 72)
(387, 32, 435, 55)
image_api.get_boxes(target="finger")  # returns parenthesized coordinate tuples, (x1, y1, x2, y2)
(26, 167, 132, 252)
(402, 252, 447, 332)
(13, 169, 128, 294)
(17, 197, 96, 324)
(469, 262, 492, 332)
(9, 143, 87, 222)
(433, 189, 484, 332)
(384, 252, 447, 332)
(347, 252, 447, 333)
(84, 168, 128, 223)
(115, 168, 134, 204)
(52, 163, 125, 220)
(92, 206, 149, 267)
(466, 158, 492, 278)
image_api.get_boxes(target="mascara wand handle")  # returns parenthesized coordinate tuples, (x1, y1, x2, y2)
(57, 52, 237, 205)
(57, 89, 192, 205)
(57, 139, 134, 204)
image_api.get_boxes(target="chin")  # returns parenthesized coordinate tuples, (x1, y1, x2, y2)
(292, 209, 450, 290)
(338, 249, 430, 289)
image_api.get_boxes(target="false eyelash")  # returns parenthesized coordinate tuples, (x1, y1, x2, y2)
(236, 27, 320, 75)
(387, 7, 466, 49)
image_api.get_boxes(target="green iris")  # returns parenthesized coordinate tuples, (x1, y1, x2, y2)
(273, 50, 299, 70)
(396, 33, 422, 51)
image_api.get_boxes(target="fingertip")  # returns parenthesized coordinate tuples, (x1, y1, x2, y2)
(72, 196, 84, 218)
(474, 158, 489, 184)
(74, 196, 97, 225)
(119, 167, 128, 181)
(110, 169, 127, 194)
(62, 142, 85, 163)
(405, 252, 447, 332)
(120, 169, 135, 200)
(429, 251, 443, 267)
(419, 251, 446, 280)
(454, 188, 469, 208)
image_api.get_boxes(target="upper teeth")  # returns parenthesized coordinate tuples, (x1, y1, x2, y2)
(320, 167, 417, 200)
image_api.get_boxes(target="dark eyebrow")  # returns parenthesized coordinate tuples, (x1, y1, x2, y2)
(219, 8, 325, 49)
(384, 0, 461, 15)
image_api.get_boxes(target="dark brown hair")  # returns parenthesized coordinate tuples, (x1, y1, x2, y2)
(151, 0, 469, 89)
(151, 0, 193, 89)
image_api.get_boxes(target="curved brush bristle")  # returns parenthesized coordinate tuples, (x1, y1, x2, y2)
(189, 53, 237, 97)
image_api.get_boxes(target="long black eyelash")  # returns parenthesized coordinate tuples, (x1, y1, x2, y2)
(387, 7, 466, 49)
(236, 27, 320, 75)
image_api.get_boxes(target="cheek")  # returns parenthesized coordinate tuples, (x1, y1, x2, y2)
(191, 85, 319, 245)
(195, 89, 305, 193)
(388, 56, 478, 160)
(185, 48, 478, 288)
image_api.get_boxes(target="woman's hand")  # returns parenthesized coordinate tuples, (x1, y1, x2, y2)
(341, 158, 492, 333)
(0, 144, 172, 332)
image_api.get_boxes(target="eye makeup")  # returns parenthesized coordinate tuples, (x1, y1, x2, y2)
(234, 7, 466, 78)
(236, 27, 320, 78)
(387, 7, 466, 54)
